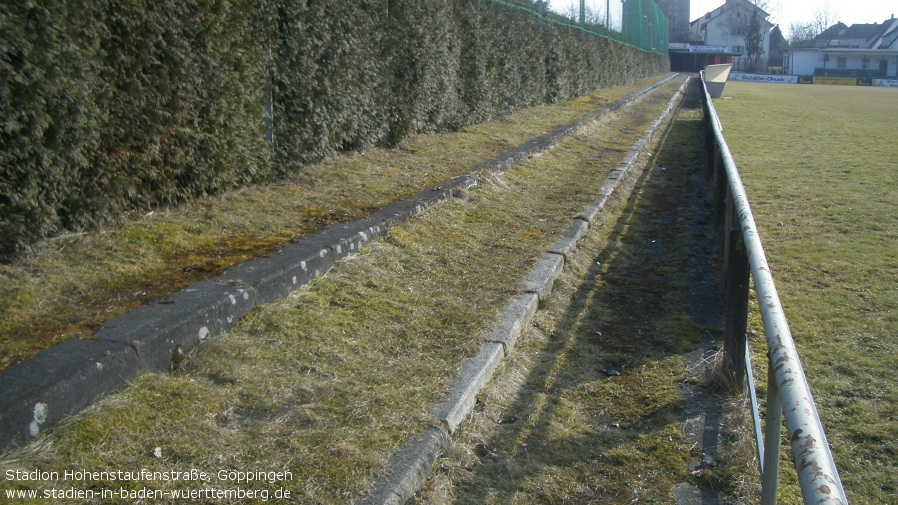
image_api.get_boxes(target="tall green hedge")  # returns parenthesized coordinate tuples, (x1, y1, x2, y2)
(1, 0, 668, 259)
(1, 0, 102, 252)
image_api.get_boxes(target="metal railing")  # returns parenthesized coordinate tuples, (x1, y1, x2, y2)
(699, 73, 848, 505)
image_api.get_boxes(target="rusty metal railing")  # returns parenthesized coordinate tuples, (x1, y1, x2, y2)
(699, 72, 848, 505)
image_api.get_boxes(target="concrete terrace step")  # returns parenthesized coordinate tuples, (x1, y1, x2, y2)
(358, 78, 693, 505)
(0, 75, 679, 452)
(386, 76, 728, 504)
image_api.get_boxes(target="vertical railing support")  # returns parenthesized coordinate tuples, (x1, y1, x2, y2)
(762, 356, 784, 505)
(537, 0, 544, 33)
(745, 341, 764, 475)
(579, 0, 586, 38)
(722, 189, 750, 390)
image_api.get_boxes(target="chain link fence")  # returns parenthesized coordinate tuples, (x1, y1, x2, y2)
(498, 0, 669, 55)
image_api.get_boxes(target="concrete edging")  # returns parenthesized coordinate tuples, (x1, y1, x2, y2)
(521, 252, 566, 304)
(431, 343, 506, 433)
(483, 293, 540, 356)
(355, 427, 448, 505)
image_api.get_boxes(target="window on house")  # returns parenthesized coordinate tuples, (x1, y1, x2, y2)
(837, 56, 847, 69)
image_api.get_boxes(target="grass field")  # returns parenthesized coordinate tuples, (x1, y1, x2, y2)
(712, 82, 898, 504)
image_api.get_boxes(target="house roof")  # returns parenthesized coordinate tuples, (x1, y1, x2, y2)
(843, 23, 882, 40)
(873, 18, 898, 49)
(800, 18, 898, 50)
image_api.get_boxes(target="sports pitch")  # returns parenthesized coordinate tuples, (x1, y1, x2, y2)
(713, 81, 898, 504)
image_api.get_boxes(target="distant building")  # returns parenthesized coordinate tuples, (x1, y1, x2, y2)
(784, 17, 898, 78)
(654, 0, 691, 43)
(688, 0, 775, 71)
(669, 0, 775, 72)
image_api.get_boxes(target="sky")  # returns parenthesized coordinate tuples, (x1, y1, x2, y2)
(544, 0, 897, 38)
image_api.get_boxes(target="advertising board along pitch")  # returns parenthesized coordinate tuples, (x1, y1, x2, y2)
(729, 73, 798, 84)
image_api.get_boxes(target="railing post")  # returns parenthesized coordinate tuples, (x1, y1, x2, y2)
(722, 191, 749, 390)
(579, 0, 585, 38)
(709, 150, 727, 258)
(537, 0, 544, 33)
(761, 357, 783, 505)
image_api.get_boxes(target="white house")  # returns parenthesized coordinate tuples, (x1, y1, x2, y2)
(689, 0, 775, 71)
(785, 17, 898, 78)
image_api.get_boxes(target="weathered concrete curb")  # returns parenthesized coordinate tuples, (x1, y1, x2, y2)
(0, 339, 139, 445)
(431, 343, 506, 433)
(483, 293, 539, 355)
(358, 76, 690, 505)
(356, 427, 448, 505)
(548, 218, 590, 260)
(0, 75, 679, 452)
(521, 252, 566, 303)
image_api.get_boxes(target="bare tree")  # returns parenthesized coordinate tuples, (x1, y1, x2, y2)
(812, 1, 841, 34)
(725, 0, 769, 41)
(788, 21, 817, 46)
(786, 2, 842, 46)
(749, 0, 769, 12)
(562, 1, 607, 28)
(585, 4, 606, 26)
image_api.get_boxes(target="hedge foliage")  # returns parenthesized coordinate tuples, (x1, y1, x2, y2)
(1, 0, 668, 258)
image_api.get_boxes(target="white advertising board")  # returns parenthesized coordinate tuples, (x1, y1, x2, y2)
(729, 73, 798, 84)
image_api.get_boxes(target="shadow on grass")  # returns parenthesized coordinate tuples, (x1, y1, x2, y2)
(455, 80, 728, 503)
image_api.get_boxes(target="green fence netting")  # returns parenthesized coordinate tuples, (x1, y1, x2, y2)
(621, 0, 669, 53)
(493, 0, 669, 55)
